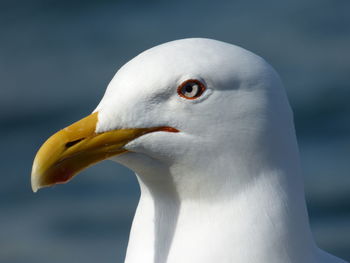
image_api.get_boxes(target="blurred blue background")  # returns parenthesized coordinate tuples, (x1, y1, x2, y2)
(1, 0, 349, 262)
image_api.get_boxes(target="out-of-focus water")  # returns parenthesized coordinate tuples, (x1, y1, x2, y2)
(0, 0, 349, 262)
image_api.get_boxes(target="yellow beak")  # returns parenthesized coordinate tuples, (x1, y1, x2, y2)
(31, 112, 178, 192)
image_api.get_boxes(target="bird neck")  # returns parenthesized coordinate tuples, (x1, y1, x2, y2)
(124, 166, 318, 263)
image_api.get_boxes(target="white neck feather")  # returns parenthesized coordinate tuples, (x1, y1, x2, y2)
(124, 165, 318, 263)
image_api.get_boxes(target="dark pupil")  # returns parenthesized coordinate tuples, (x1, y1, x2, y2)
(185, 85, 193, 93)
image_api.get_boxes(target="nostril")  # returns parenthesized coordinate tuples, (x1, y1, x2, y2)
(65, 138, 84, 148)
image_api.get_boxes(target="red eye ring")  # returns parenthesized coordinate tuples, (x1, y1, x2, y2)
(177, 79, 206, 100)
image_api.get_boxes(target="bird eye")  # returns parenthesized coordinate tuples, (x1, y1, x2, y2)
(177, 79, 206, 100)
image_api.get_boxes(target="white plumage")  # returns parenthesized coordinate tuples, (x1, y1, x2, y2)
(33, 38, 348, 263)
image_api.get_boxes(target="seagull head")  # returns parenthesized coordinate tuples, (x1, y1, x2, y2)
(31, 38, 297, 196)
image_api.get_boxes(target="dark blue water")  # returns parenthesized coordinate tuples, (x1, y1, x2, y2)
(1, 0, 349, 262)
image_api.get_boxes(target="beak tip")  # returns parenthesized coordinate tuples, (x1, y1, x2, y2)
(31, 161, 42, 193)
(31, 173, 40, 193)
(32, 185, 39, 193)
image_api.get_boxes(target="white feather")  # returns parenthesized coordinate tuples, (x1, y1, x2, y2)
(93, 38, 347, 263)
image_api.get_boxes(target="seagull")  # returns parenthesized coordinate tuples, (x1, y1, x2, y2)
(31, 38, 347, 263)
